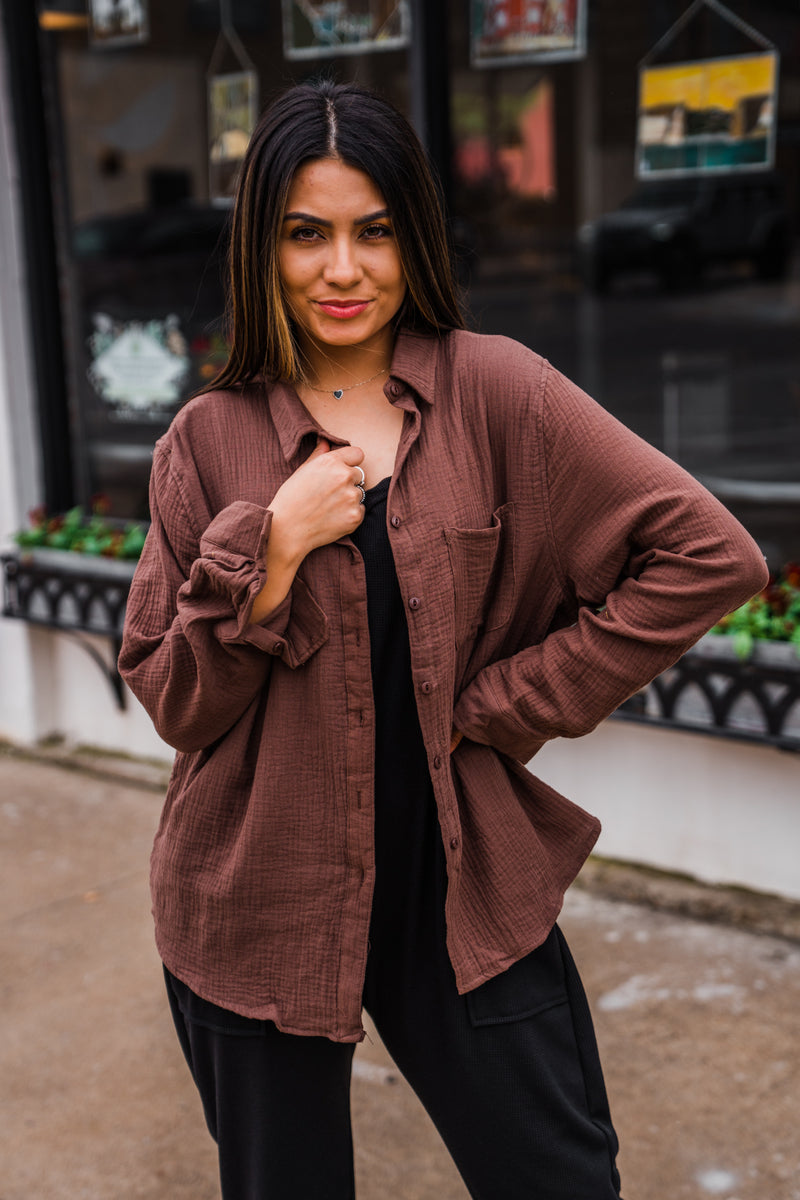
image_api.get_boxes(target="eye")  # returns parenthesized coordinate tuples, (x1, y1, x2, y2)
(289, 225, 323, 242)
(361, 223, 392, 240)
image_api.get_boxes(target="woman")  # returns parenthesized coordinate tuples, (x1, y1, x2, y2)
(119, 80, 767, 1199)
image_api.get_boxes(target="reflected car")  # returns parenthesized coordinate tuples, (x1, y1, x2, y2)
(578, 173, 792, 292)
(73, 202, 230, 261)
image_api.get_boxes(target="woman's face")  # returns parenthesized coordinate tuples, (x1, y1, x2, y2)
(279, 158, 407, 361)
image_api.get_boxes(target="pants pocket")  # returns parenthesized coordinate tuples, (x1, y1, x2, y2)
(465, 925, 568, 1027)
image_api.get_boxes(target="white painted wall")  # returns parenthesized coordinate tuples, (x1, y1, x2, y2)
(28, 627, 173, 759)
(533, 719, 800, 901)
(0, 23, 46, 745)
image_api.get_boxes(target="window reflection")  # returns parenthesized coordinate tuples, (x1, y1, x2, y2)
(36, 1, 800, 565)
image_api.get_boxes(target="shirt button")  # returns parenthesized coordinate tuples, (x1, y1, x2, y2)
(420, 680, 432, 694)
(449, 836, 460, 851)
(271, 640, 285, 655)
(390, 515, 401, 529)
(388, 381, 402, 397)
(433, 755, 442, 769)
(408, 596, 421, 611)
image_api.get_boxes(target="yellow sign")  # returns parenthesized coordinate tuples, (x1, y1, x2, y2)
(637, 52, 778, 176)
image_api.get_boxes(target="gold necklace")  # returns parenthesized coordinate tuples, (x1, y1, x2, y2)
(306, 366, 390, 401)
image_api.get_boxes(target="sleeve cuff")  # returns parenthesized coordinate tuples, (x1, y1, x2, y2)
(216, 576, 329, 668)
(196, 501, 329, 667)
(453, 675, 547, 762)
(200, 500, 273, 564)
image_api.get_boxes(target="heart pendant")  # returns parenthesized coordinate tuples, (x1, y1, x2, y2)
(333, 389, 344, 400)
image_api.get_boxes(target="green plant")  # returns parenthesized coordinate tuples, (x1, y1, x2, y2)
(712, 563, 800, 660)
(13, 496, 146, 561)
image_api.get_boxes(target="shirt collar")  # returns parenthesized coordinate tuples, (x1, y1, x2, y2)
(267, 380, 323, 462)
(388, 328, 441, 406)
(264, 327, 444, 463)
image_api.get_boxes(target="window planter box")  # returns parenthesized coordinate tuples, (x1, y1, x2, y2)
(616, 633, 800, 751)
(8, 546, 139, 583)
(1, 548, 138, 708)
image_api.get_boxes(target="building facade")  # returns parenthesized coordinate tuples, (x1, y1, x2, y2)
(1, 0, 798, 888)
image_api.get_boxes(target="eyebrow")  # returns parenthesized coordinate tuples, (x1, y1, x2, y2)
(282, 209, 390, 227)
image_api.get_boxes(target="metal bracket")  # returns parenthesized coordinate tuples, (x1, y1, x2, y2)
(1, 552, 135, 710)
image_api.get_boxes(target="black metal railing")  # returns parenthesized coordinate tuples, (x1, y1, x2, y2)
(1, 551, 136, 707)
(4, 551, 800, 745)
(616, 642, 800, 752)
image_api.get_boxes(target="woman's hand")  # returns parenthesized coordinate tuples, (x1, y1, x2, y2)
(269, 437, 365, 561)
(250, 438, 365, 624)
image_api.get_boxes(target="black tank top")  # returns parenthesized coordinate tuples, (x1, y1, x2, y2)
(349, 477, 440, 949)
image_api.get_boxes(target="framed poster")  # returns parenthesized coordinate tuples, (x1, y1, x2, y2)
(208, 70, 258, 200)
(89, 0, 149, 49)
(471, 0, 586, 68)
(282, 0, 410, 60)
(637, 52, 778, 178)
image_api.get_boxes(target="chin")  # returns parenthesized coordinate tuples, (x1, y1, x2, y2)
(315, 322, 386, 348)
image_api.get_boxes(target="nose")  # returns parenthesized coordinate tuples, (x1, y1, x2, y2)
(322, 235, 364, 287)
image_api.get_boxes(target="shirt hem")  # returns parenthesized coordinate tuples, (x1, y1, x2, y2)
(156, 945, 367, 1044)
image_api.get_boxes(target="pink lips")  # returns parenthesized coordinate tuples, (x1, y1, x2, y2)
(315, 300, 371, 319)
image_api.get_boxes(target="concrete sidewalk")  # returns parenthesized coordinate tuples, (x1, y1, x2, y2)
(1, 746, 798, 1200)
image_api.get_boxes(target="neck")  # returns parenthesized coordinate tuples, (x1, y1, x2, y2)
(297, 334, 395, 392)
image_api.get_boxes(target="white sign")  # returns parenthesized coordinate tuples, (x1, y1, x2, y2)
(89, 0, 149, 49)
(88, 315, 189, 413)
(283, 0, 410, 60)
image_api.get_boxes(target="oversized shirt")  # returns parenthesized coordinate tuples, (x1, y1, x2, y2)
(119, 328, 768, 1042)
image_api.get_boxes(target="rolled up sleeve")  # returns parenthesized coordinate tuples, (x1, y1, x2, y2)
(119, 444, 328, 752)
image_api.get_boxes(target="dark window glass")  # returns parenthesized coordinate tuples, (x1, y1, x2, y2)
(39, 2, 409, 521)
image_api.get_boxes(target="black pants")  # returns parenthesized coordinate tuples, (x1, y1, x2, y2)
(165, 917, 622, 1200)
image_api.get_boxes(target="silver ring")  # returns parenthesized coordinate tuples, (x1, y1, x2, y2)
(355, 482, 366, 505)
(354, 466, 365, 487)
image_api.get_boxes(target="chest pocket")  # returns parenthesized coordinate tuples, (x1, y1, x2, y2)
(443, 502, 516, 646)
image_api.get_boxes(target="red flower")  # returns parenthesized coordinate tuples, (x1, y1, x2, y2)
(91, 493, 112, 517)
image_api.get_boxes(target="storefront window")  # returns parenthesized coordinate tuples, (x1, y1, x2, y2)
(448, 0, 800, 567)
(24, 1, 800, 567)
(37, 1, 410, 521)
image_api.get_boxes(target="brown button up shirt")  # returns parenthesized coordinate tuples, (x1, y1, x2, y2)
(119, 328, 767, 1042)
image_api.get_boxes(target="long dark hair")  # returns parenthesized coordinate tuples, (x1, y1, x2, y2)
(210, 78, 465, 391)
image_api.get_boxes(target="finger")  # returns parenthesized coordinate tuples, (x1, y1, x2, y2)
(333, 444, 365, 468)
(306, 436, 331, 461)
(350, 499, 367, 533)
